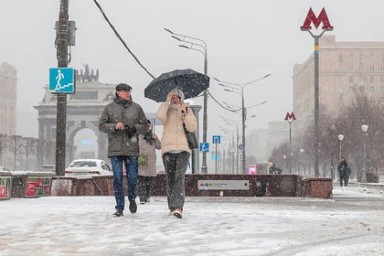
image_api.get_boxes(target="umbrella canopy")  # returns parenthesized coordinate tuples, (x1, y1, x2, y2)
(144, 69, 210, 102)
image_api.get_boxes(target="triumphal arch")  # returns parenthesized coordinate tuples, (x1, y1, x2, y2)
(34, 65, 130, 166)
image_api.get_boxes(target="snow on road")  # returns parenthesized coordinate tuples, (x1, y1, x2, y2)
(1, 186, 384, 256)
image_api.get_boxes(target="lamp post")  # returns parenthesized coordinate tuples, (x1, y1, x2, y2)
(298, 148, 304, 174)
(215, 74, 270, 173)
(337, 134, 344, 161)
(337, 134, 344, 180)
(361, 124, 368, 182)
(284, 112, 296, 174)
(220, 116, 240, 174)
(164, 28, 208, 174)
(220, 127, 232, 174)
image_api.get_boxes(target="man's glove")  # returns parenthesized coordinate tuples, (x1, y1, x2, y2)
(124, 125, 137, 139)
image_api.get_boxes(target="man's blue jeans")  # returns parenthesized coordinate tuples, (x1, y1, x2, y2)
(110, 155, 138, 211)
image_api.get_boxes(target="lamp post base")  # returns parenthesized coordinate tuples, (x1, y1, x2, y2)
(201, 165, 208, 174)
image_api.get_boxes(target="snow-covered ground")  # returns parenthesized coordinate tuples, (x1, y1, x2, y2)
(1, 185, 384, 256)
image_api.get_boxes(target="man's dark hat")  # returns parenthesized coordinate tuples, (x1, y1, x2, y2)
(115, 83, 132, 91)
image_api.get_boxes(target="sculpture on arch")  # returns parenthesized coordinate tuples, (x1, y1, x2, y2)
(75, 63, 99, 83)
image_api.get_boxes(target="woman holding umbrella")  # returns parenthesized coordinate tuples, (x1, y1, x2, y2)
(156, 88, 197, 218)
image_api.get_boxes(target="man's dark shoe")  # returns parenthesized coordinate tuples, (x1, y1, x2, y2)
(129, 201, 137, 213)
(113, 208, 124, 217)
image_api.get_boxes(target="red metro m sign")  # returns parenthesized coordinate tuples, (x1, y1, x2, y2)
(301, 8, 333, 31)
(284, 112, 296, 122)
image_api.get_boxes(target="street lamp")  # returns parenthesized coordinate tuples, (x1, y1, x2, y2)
(164, 28, 209, 174)
(337, 134, 344, 161)
(361, 124, 368, 182)
(216, 74, 270, 173)
(284, 112, 296, 174)
(220, 116, 240, 174)
(299, 148, 304, 174)
(337, 134, 344, 180)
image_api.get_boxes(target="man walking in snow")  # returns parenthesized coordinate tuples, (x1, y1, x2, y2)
(99, 83, 148, 217)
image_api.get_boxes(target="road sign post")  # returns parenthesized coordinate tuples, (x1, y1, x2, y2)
(212, 135, 221, 173)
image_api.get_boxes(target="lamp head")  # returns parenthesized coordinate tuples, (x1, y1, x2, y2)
(163, 28, 174, 34)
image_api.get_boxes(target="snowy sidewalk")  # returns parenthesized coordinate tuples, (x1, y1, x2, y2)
(1, 187, 384, 256)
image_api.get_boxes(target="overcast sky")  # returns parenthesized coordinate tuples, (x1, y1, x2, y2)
(1, 0, 384, 140)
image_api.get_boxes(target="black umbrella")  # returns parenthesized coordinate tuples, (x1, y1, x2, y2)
(144, 69, 210, 102)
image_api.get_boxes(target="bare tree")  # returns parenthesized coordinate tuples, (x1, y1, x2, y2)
(8, 135, 22, 170)
(22, 137, 38, 170)
(0, 134, 8, 166)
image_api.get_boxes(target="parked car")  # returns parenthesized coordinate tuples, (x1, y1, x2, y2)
(65, 159, 112, 176)
(40, 164, 55, 173)
(0, 166, 11, 172)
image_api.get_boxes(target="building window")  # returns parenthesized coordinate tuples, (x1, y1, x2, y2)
(370, 76, 375, 83)
(349, 54, 354, 72)
(338, 54, 343, 63)
(370, 86, 375, 93)
(370, 53, 375, 70)
(349, 76, 354, 83)
(70, 91, 98, 100)
(338, 54, 343, 72)
(359, 53, 364, 72)
(338, 75, 343, 86)
(370, 65, 375, 72)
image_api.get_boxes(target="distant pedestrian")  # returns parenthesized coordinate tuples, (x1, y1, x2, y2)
(268, 163, 278, 174)
(138, 119, 161, 204)
(156, 88, 197, 218)
(338, 157, 350, 186)
(99, 83, 148, 217)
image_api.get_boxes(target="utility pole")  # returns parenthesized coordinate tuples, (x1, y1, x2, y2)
(55, 0, 69, 176)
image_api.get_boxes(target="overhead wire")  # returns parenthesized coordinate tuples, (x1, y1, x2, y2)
(208, 91, 237, 113)
(92, 0, 237, 114)
(92, 0, 155, 79)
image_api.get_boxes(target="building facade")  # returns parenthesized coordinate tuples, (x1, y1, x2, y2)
(247, 121, 288, 171)
(0, 62, 17, 135)
(293, 35, 384, 135)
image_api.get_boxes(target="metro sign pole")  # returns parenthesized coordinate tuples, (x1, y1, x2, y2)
(284, 112, 296, 174)
(301, 7, 333, 177)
